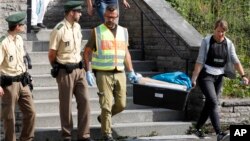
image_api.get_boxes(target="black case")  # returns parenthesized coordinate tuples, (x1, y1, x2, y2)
(133, 83, 189, 111)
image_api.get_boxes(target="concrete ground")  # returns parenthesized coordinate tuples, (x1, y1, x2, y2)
(121, 134, 230, 141)
(122, 134, 231, 141)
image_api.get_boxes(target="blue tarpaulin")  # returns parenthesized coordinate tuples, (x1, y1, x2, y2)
(152, 71, 192, 90)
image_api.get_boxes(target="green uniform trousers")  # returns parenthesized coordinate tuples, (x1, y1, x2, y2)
(95, 71, 127, 136)
(1, 82, 36, 141)
(56, 68, 91, 140)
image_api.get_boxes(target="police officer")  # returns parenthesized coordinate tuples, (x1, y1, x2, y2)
(48, 1, 93, 141)
(0, 12, 36, 141)
(83, 4, 138, 141)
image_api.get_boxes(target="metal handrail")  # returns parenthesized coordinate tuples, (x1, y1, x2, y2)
(131, 0, 189, 73)
(27, 0, 32, 33)
(131, 0, 188, 60)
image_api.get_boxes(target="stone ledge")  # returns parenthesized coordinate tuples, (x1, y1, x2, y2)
(144, 0, 203, 48)
(221, 99, 250, 107)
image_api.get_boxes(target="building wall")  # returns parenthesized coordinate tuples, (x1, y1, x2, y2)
(0, 0, 27, 36)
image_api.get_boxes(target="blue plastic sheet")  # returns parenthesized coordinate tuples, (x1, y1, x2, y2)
(152, 71, 192, 90)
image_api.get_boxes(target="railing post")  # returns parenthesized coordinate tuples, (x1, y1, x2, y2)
(185, 59, 189, 75)
(27, 0, 32, 33)
(140, 11, 145, 61)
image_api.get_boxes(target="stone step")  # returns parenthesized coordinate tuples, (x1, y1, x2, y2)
(32, 86, 98, 100)
(34, 97, 151, 114)
(28, 49, 143, 63)
(133, 135, 201, 140)
(32, 85, 133, 100)
(25, 29, 91, 41)
(24, 40, 87, 52)
(29, 60, 156, 75)
(35, 109, 185, 128)
(31, 72, 160, 87)
(34, 122, 192, 140)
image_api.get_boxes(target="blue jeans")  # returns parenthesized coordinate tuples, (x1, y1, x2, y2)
(95, 0, 119, 22)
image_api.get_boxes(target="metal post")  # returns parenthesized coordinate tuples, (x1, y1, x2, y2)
(27, 0, 32, 33)
(186, 59, 189, 75)
(141, 12, 145, 61)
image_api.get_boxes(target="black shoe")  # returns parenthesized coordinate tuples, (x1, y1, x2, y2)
(194, 129, 206, 138)
(103, 135, 115, 141)
(77, 138, 94, 141)
(37, 23, 47, 28)
(217, 132, 229, 141)
(97, 115, 101, 124)
(31, 25, 41, 30)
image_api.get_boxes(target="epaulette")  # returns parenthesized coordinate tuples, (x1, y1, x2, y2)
(0, 36, 6, 43)
(57, 24, 64, 30)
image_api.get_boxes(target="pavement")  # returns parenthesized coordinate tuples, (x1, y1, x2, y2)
(122, 134, 230, 141)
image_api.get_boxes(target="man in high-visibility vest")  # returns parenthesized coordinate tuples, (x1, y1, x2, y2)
(83, 4, 138, 141)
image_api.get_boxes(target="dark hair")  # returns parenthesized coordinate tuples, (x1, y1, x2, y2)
(105, 4, 118, 12)
(65, 10, 70, 15)
(214, 19, 228, 31)
(8, 24, 17, 31)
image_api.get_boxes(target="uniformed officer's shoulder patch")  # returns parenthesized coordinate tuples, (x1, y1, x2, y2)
(56, 24, 64, 30)
(0, 36, 6, 43)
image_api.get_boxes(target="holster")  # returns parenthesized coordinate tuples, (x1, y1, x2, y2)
(51, 63, 60, 78)
(21, 72, 33, 89)
(0, 72, 32, 89)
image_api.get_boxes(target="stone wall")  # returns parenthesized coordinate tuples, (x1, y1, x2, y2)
(0, 0, 27, 36)
(220, 99, 250, 124)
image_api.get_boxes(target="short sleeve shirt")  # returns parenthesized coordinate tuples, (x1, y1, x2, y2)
(49, 19, 82, 64)
(0, 34, 26, 76)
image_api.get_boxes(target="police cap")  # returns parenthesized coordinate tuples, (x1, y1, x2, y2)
(5, 12, 26, 26)
(64, 1, 83, 11)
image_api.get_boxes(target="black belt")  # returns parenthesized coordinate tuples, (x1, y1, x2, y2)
(57, 61, 83, 74)
(2, 73, 24, 82)
(58, 63, 81, 70)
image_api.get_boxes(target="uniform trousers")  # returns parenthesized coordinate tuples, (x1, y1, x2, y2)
(196, 69, 223, 134)
(56, 68, 91, 139)
(95, 71, 126, 136)
(1, 82, 35, 141)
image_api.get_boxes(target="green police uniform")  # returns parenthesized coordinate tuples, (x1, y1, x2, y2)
(0, 12, 35, 141)
(49, 1, 91, 140)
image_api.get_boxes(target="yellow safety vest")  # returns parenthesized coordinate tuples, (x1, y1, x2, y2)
(92, 24, 128, 71)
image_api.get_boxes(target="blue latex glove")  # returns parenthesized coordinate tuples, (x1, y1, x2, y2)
(86, 71, 95, 86)
(128, 71, 139, 83)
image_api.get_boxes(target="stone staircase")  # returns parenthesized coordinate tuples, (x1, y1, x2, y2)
(24, 29, 194, 141)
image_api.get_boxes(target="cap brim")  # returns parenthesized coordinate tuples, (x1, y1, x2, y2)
(72, 6, 82, 10)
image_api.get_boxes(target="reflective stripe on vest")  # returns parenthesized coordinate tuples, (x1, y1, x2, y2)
(92, 24, 128, 71)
